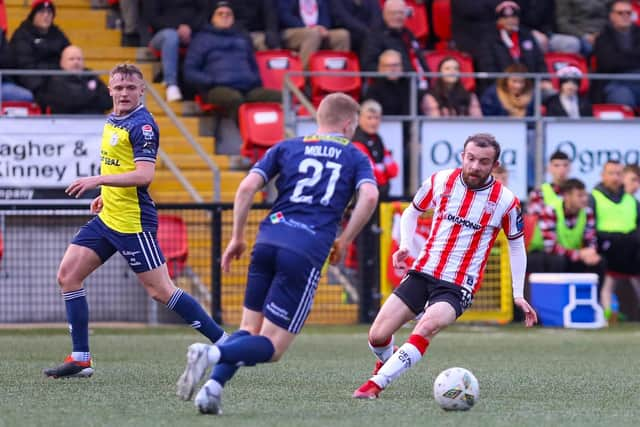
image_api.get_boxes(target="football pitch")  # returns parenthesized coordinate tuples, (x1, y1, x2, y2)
(1, 324, 639, 427)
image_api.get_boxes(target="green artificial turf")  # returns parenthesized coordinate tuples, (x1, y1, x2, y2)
(0, 324, 638, 427)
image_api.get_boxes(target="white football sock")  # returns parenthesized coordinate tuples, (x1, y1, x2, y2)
(71, 351, 91, 362)
(368, 335, 395, 362)
(206, 345, 221, 365)
(371, 342, 423, 389)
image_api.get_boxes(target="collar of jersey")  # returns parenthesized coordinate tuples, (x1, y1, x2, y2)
(110, 103, 144, 121)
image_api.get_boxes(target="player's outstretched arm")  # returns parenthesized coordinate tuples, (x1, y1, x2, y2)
(65, 161, 155, 198)
(221, 172, 265, 272)
(507, 236, 538, 327)
(329, 183, 379, 264)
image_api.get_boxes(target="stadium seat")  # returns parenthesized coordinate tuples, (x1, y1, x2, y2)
(255, 50, 305, 92)
(157, 214, 188, 279)
(544, 52, 589, 94)
(632, 1, 640, 25)
(0, 101, 42, 116)
(238, 102, 284, 162)
(423, 50, 476, 92)
(0, 0, 7, 32)
(308, 50, 361, 107)
(432, 0, 452, 48)
(592, 103, 635, 120)
(404, 0, 429, 46)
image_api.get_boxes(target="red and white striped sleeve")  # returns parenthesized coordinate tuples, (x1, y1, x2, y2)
(412, 172, 437, 212)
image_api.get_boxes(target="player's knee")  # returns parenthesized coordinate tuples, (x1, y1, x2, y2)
(56, 269, 76, 291)
(368, 330, 391, 347)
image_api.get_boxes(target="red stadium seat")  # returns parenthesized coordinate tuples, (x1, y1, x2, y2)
(255, 50, 305, 92)
(592, 104, 635, 119)
(423, 50, 476, 92)
(308, 50, 361, 107)
(523, 214, 538, 250)
(157, 214, 188, 279)
(632, 1, 640, 25)
(238, 102, 284, 162)
(432, 0, 452, 46)
(404, 0, 429, 46)
(193, 94, 222, 114)
(0, 0, 7, 32)
(1, 101, 42, 116)
(544, 52, 589, 95)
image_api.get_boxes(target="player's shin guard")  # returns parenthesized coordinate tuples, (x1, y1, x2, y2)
(63, 289, 90, 361)
(368, 335, 395, 362)
(211, 330, 250, 386)
(167, 288, 227, 344)
(207, 335, 275, 367)
(371, 334, 429, 389)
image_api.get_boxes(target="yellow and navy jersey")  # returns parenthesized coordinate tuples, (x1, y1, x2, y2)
(98, 104, 159, 233)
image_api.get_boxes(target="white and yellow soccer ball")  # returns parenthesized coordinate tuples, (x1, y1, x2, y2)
(433, 367, 479, 411)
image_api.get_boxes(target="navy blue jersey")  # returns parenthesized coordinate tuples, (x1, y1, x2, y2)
(251, 133, 376, 266)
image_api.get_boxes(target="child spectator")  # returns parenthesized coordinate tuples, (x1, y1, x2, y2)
(543, 65, 592, 117)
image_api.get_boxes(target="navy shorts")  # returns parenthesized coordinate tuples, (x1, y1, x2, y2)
(71, 216, 166, 273)
(393, 270, 473, 318)
(243, 243, 321, 334)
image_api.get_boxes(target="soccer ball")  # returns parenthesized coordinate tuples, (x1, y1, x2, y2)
(433, 367, 479, 411)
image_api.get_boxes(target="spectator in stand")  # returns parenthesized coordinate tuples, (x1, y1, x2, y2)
(183, 2, 281, 123)
(329, 0, 383, 54)
(143, 0, 211, 102)
(590, 160, 640, 323)
(230, 0, 281, 51)
(351, 99, 398, 200)
(9, 0, 70, 96)
(476, 1, 551, 95)
(543, 65, 592, 117)
(277, 0, 350, 68)
(491, 164, 509, 186)
(624, 163, 640, 197)
(527, 178, 603, 274)
(451, 0, 502, 59)
(517, 0, 556, 53)
(480, 63, 534, 117)
(119, 0, 142, 47)
(0, 29, 34, 102)
(422, 56, 482, 117)
(526, 149, 571, 217)
(593, 0, 640, 109)
(362, 49, 413, 116)
(554, 0, 607, 56)
(36, 45, 112, 114)
(360, 0, 430, 92)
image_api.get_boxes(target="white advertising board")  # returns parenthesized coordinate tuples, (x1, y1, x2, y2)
(420, 120, 528, 199)
(545, 121, 640, 192)
(0, 117, 103, 188)
(296, 120, 405, 197)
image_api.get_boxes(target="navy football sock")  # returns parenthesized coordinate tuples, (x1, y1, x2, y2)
(167, 289, 225, 343)
(217, 335, 275, 366)
(211, 329, 250, 386)
(63, 289, 89, 353)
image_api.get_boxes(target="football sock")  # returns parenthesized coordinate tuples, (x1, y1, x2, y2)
(167, 288, 227, 344)
(207, 335, 275, 367)
(63, 289, 90, 357)
(368, 335, 395, 362)
(371, 334, 429, 389)
(211, 330, 250, 386)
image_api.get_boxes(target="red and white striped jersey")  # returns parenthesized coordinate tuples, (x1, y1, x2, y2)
(411, 168, 523, 293)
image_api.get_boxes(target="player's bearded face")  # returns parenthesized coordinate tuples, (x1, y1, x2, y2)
(461, 143, 498, 189)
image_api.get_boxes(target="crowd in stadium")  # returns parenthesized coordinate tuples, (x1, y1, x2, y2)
(1, 0, 640, 322)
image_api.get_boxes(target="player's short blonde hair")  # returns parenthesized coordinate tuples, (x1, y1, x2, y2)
(110, 63, 144, 81)
(317, 92, 360, 128)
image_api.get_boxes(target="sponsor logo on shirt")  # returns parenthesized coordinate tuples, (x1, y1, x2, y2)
(141, 124, 155, 141)
(270, 211, 285, 223)
(446, 213, 481, 230)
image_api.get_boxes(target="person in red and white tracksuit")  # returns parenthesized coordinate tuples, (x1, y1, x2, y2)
(353, 132, 538, 399)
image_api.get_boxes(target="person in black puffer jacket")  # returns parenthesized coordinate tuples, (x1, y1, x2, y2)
(8, 0, 70, 96)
